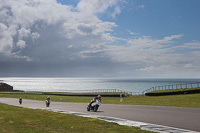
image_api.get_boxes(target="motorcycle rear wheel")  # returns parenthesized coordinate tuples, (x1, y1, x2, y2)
(94, 106, 98, 112)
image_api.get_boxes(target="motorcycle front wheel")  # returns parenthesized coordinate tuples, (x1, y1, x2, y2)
(87, 105, 90, 111)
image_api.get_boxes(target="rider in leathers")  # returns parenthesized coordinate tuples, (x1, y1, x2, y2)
(89, 95, 101, 106)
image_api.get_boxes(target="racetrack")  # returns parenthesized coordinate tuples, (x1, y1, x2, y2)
(0, 98, 200, 132)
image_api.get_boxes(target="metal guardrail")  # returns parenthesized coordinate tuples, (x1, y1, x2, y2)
(57, 89, 140, 95)
(142, 82, 200, 95)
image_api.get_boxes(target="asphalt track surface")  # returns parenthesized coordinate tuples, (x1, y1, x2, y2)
(0, 98, 200, 132)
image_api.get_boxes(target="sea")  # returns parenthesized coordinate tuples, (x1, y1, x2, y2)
(1, 77, 200, 94)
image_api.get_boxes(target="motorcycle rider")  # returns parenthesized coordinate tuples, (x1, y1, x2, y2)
(89, 95, 101, 107)
(19, 97, 22, 104)
(46, 96, 51, 107)
(46, 96, 51, 102)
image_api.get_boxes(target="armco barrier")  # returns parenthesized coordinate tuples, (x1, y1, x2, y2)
(142, 82, 200, 95)
(145, 89, 200, 96)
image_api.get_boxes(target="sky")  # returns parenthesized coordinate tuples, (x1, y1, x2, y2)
(0, 0, 200, 78)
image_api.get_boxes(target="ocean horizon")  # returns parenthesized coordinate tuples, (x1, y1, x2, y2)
(1, 77, 200, 94)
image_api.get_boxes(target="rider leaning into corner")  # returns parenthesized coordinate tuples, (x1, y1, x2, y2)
(46, 96, 51, 101)
(89, 95, 101, 106)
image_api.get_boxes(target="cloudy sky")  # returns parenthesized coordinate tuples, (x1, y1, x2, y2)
(0, 0, 200, 78)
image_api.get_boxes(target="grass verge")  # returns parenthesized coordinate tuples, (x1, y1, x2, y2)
(0, 103, 152, 133)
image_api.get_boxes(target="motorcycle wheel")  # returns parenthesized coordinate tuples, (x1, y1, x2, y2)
(94, 106, 98, 112)
(46, 102, 49, 107)
(87, 105, 90, 111)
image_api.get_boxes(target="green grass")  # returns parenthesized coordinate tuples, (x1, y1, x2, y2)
(0, 103, 152, 133)
(126, 94, 200, 108)
(0, 93, 200, 108)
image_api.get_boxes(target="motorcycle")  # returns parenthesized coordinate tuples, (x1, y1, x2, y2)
(87, 99, 101, 112)
(19, 99, 22, 104)
(46, 100, 51, 107)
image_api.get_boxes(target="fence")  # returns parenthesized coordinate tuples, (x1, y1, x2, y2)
(142, 82, 200, 95)
(58, 89, 139, 95)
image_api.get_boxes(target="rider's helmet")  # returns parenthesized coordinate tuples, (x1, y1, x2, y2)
(98, 95, 101, 98)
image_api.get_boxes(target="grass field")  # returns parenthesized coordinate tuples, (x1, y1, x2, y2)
(0, 103, 152, 133)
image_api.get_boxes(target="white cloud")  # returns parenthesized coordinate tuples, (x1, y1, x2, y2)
(111, 6, 121, 18)
(100, 34, 200, 77)
(104, 35, 182, 63)
(31, 32, 40, 41)
(127, 29, 137, 35)
(77, 0, 120, 15)
(137, 65, 171, 73)
(184, 63, 193, 68)
(0, 0, 119, 59)
(137, 5, 144, 9)
(18, 28, 31, 39)
(16, 40, 26, 49)
(174, 41, 200, 49)
(0, 23, 13, 56)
